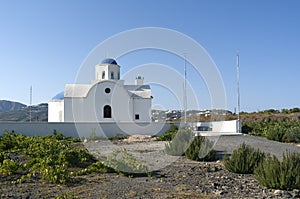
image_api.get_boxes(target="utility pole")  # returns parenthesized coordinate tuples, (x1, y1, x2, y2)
(236, 52, 241, 133)
(29, 86, 32, 122)
(183, 53, 187, 125)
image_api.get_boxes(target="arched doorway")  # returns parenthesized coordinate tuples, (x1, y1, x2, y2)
(103, 105, 112, 118)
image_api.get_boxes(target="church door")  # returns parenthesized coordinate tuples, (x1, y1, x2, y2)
(103, 105, 112, 118)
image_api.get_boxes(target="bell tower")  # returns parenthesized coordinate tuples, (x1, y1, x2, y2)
(95, 58, 120, 81)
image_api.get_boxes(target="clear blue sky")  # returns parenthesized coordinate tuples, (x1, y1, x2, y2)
(0, 0, 299, 112)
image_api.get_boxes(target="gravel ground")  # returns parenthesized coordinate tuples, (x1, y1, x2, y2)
(1, 134, 300, 199)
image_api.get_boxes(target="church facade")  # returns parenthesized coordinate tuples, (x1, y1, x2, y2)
(48, 58, 152, 122)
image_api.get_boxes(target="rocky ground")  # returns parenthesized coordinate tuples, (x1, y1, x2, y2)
(1, 135, 300, 199)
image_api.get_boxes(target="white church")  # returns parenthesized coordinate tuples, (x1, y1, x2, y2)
(48, 58, 152, 122)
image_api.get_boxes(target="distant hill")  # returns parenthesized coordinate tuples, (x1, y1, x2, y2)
(0, 100, 26, 113)
(0, 100, 48, 122)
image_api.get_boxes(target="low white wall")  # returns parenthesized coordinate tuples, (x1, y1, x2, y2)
(212, 120, 239, 132)
(0, 122, 170, 138)
(193, 120, 239, 133)
(0, 120, 240, 138)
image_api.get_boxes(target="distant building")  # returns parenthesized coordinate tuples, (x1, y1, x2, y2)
(48, 58, 152, 122)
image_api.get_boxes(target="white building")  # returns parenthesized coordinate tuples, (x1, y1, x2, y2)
(48, 58, 152, 122)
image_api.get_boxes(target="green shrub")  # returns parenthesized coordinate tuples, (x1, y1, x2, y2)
(168, 123, 179, 132)
(243, 121, 300, 144)
(224, 143, 265, 174)
(241, 123, 253, 134)
(0, 132, 24, 151)
(0, 152, 8, 164)
(156, 124, 178, 141)
(164, 127, 193, 156)
(0, 159, 20, 175)
(254, 152, 300, 190)
(103, 148, 149, 176)
(108, 133, 128, 141)
(282, 126, 300, 143)
(55, 192, 79, 199)
(266, 123, 287, 142)
(156, 131, 174, 141)
(70, 161, 114, 177)
(61, 148, 95, 167)
(40, 162, 69, 184)
(185, 135, 216, 161)
(0, 132, 113, 184)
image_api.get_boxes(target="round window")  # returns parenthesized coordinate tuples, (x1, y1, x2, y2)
(105, 88, 111, 94)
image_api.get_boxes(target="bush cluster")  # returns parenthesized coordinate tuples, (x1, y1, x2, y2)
(164, 127, 193, 156)
(156, 124, 178, 141)
(224, 143, 265, 174)
(254, 152, 300, 190)
(242, 121, 300, 143)
(225, 143, 300, 190)
(185, 135, 216, 161)
(103, 148, 150, 177)
(108, 133, 128, 141)
(0, 132, 109, 184)
(165, 127, 216, 161)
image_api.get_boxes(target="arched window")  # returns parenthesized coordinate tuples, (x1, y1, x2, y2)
(118, 72, 120, 79)
(103, 105, 112, 118)
(102, 71, 105, 79)
(111, 71, 114, 79)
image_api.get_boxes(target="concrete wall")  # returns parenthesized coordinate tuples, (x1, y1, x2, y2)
(212, 120, 239, 132)
(193, 120, 239, 132)
(0, 122, 170, 138)
(48, 100, 64, 122)
(0, 120, 239, 138)
(132, 98, 151, 122)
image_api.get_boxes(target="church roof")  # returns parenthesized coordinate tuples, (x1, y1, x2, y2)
(64, 83, 151, 99)
(52, 91, 64, 100)
(125, 85, 152, 98)
(101, 58, 118, 65)
(64, 84, 91, 98)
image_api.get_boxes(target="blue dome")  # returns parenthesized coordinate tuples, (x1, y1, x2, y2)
(52, 91, 64, 100)
(101, 58, 117, 65)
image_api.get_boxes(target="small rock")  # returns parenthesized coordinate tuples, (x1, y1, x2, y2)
(274, 189, 284, 196)
(283, 192, 292, 198)
(221, 186, 229, 190)
(293, 189, 300, 198)
(209, 168, 215, 172)
(215, 190, 227, 195)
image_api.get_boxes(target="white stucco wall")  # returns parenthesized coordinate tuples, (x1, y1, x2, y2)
(212, 120, 239, 132)
(95, 64, 120, 81)
(48, 100, 64, 122)
(0, 122, 170, 138)
(132, 98, 152, 122)
(64, 81, 137, 122)
(193, 120, 239, 133)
